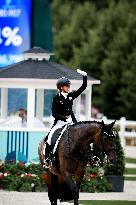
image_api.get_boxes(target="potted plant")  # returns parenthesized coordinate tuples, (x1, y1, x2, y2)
(104, 127, 125, 192)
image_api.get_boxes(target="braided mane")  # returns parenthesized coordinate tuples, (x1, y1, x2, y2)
(68, 120, 101, 129)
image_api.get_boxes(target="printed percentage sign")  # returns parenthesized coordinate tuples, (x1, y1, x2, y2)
(2, 26, 22, 46)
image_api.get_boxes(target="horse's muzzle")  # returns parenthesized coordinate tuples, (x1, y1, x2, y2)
(106, 152, 116, 165)
(109, 158, 114, 165)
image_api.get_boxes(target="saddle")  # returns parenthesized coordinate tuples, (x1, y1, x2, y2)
(51, 127, 62, 150)
(51, 124, 69, 154)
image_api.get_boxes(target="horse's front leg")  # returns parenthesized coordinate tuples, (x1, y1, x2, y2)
(75, 169, 85, 190)
(48, 189, 57, 205)
(63, 171, 79, 205)
(74, 171, 85, 205)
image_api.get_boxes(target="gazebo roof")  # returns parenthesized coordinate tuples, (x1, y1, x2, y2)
(24, 47, 53, 54)
(0, 59, 99, 82)
(0, 47, 100, 84)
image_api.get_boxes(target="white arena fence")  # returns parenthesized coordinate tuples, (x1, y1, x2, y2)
(90, 116, 136, 148)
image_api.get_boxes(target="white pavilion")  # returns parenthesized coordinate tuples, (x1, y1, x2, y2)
(0, 47, 100, 129)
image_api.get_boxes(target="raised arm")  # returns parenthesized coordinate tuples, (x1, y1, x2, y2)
(71, 69, 87, 99)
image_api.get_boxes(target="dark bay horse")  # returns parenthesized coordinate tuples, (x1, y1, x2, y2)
(38, 120, 116, 205)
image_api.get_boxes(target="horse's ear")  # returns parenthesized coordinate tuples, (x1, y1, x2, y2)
(109, 120, 116, 128)
(101, 120, 105, 127)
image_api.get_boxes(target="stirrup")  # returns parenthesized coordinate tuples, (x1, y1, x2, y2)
(43, 161, 50, 170)
(43, 158, 50, 170)
(43, 163, 49, 170)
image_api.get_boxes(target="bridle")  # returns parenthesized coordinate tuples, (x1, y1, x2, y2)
(100, 128, 115, 156)
(100, 128, 115, 153)
(89, 128, 116, 167)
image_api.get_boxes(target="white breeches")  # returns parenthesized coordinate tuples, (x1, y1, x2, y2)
(47, 117, 72, 145)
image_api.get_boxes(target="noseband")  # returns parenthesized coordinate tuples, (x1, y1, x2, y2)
(102, 131, 114, 138)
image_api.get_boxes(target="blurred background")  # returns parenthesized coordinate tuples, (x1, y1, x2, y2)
(1, 0, 136, 121)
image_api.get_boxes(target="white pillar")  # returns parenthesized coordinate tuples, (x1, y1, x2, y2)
(74, 95, 81, 121)
(1, 88, 8, 118)
(36, 89, 44, 120)
(85, 88, 92, 120)
(27, 88, 35, 128)
(119, 117, 126, 149)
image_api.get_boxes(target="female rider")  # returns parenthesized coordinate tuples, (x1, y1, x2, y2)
(44, 69, 87, 168)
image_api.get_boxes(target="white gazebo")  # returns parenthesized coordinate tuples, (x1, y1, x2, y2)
(0, 47, 100, 129)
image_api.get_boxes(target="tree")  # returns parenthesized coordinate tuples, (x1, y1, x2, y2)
(52, 1, 97, 67)
(100, 1, 136, 119)
(119, 51, 136, 120)
(51, 0, 136, 119)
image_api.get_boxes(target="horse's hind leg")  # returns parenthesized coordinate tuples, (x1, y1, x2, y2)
(48, 173, 58, 205)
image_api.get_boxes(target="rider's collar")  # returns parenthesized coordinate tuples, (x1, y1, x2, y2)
(60, 92, 68, 99)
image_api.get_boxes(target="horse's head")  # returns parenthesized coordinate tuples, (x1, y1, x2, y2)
(99, 120, 116, 164)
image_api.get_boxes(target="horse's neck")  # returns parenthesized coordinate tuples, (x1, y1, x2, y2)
(73, 122, 100, 152)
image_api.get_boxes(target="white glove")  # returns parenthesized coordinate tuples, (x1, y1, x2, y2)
(66, 117, 72, 123)
(77, 69, 87, 76)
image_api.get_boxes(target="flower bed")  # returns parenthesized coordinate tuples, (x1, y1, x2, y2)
(0, 160, 46, 191)
(80, 163, 112, 192)
(0, 160, 111, 192)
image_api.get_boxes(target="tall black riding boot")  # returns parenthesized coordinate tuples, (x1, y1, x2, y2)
(44, 143, 51, 170)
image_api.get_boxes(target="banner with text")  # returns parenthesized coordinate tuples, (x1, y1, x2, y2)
(0, 0, 31, 67)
